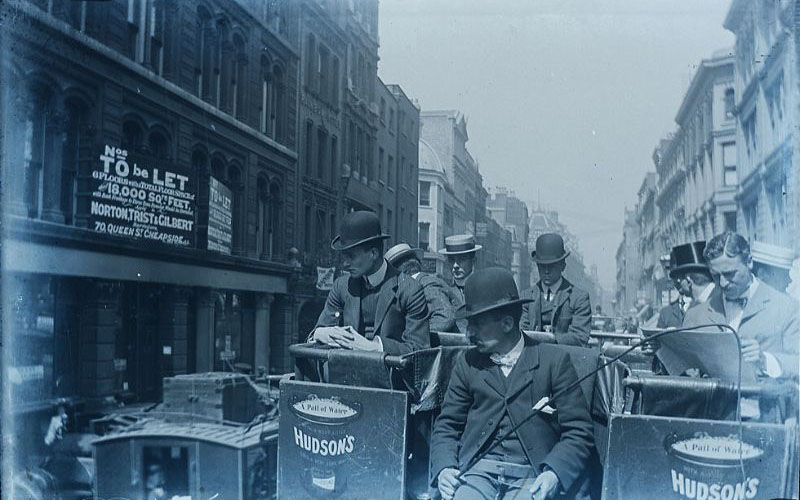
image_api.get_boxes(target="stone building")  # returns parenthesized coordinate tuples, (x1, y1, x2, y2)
(487, 187, 531, 291)
(725, 0, 798, 256)
(615, 208, 641, 315)
(1, 0, 303, 463)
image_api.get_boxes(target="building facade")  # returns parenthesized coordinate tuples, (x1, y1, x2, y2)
(636, 173, 659, 308)
(417, 138, 452, 275)
(1, 0, 302, 463)
(615, 208, 641, 315)
(487, 187, 531, 290)
(725, 0, 798, 257)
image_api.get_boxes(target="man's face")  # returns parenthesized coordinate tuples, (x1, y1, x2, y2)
(449, 254, 475, 282)
(466, 311, 510, 354)
(341, 245, 379, 278)
(537, 261, 566, 287)
(708, 253, 752, 300)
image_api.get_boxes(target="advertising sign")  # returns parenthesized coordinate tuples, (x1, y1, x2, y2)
(208, 176, 233, 254)
(602, 414, 797, 500)
(278, 380, 408, 499)
(90, 144, 195, 247)
(316, 267, 335, 290)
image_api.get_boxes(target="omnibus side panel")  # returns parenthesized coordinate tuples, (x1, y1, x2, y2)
(278, 380, 408, 500)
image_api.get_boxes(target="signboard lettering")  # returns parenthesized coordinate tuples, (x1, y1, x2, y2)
(208, 176, 233, 254)
(91, 144, 196, 247)
(316, 267, 335, 290)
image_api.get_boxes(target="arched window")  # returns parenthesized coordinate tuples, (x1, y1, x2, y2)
(148, 130, 169, 159)
(122, 119, 144, 153)
(195, 6, 213, 98)
(214, 19, 230, 109)
(260, 55, 274, 136)
(61, 98, 89, 225)
(305, 34, 316, 89)
(22, 84, 54, 219)
(231, 34, 247, 119)
(149, 0, 167, 76)
(257, 177, 282, 260)
(272, 64, 285, 142)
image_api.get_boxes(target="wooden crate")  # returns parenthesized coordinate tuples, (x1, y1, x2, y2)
(162, 372, 258, 424)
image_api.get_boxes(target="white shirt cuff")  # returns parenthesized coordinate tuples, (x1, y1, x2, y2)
(761, 351, 782, 378)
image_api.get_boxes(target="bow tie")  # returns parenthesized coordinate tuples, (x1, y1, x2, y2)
(727, 297, 748, 309)
(489, 353, 515, 368)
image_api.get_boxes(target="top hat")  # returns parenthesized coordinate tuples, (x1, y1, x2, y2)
(456, 267, 533, 320)
(439, 234, 482, 255)
(531, 233, 570, 264)
(331, 211, 390, 251)
(384, 243, 424, 266)
(668, 241, 708, 278)
(751, 241, 794, 270)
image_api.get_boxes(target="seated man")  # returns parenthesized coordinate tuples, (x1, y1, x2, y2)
(311, 211, 430, 355)
(385, 242, 456, 333)
(521, 233, 592, 346)
(431, 268, 594, 500)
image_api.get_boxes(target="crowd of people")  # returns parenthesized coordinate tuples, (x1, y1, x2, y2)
(306, 211, 799, 500)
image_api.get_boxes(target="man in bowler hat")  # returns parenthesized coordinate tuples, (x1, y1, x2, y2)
(311, 211, 430, 355)
(439, 234, 483, 332)
(385, 243, 456, 333)
(431, 268, 594, 500)
(520, 234, 592, 346)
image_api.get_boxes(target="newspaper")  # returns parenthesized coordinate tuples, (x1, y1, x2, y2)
(641, 327, 757, 384)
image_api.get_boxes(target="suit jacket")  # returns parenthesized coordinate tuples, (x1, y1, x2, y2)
(682, 280, 800, 378)
(415, 272, 456, 333)
(444, 282, 467, 333)
(657, 301, 684, 329)
(314, 264, 431, 355)
(430, 339, 594, 495)
(520, 279, 592, 346)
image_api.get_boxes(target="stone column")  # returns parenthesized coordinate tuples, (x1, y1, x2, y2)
(253, 293, 274, 375)
(4, 96, 31, 216)
(194, 288, 216, 373)
(159, 287, 191, 378)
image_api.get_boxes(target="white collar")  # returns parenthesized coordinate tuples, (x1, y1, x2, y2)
(411, 271, 422, 279)
(365, 259, 388, 289)
(543, 278, 563, 295)
(490, 333, 525, 365)
(696, 283, 715, 303)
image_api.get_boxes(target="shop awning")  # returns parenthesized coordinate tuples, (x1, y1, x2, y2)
(4, 240, 288, 294)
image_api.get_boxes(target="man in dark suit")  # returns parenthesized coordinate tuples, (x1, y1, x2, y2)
(311, 211, 430, 356)
(385, 243, 456, 333)
(439, 234, 483, 333)
(521, 233, 592, 346)
(683, 232, 799, 379)
(431, 268, 594, 500)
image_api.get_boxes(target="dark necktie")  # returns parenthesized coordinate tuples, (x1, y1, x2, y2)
(546, 289, 552, 302)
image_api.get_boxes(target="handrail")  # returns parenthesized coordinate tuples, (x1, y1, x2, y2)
(590, 332, 642, 341)
(623, 373, 794, 398)
(288, 342, 409, 369)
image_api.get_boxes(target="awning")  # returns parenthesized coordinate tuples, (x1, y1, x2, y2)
(4, 239, 287, 294)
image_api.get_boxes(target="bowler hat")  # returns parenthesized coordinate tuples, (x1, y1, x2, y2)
(331, 211, 389, 251)
(384, 243, 424, 266)
(751, 240, 794, 270)
(531, 233, 570, 264)
(438, 234, 482, 255)
(668, 241, 708, 278)
(456, 267, 533, 320)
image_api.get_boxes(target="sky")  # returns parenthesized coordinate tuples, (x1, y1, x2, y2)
(376, 0, 734, 287)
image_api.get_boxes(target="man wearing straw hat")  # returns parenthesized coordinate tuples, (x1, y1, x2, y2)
(751, 240, 794, 293)
(520, 233, 592, 346)
(310, 211, 430, 355)
(439, 234, 483, 332)
(385, 242, 456, 333)
(431, 267, 594, 500)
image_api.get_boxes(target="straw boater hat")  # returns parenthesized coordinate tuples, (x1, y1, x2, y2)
(456, 267, 534, 320)
(668, 241, 708, 278)
(438, 234, 482, 255)
(330, 211, 389, 251)
(751, 241, 794, 270)
(384, 243, 424, 266)
(531, 233, 570, 264)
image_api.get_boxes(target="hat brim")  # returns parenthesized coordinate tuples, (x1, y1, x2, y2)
(387, 247, 424, 265)
(668, 263, 708, 278)
(456, 297, 534, 320)
(531, 250, 570, 265)
(439, 245, 482, 256)
(331, 234, 390, 251)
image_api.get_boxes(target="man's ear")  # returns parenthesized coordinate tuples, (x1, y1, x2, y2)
(745, 254, 753, 271)
(502, 315, 515, 333)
